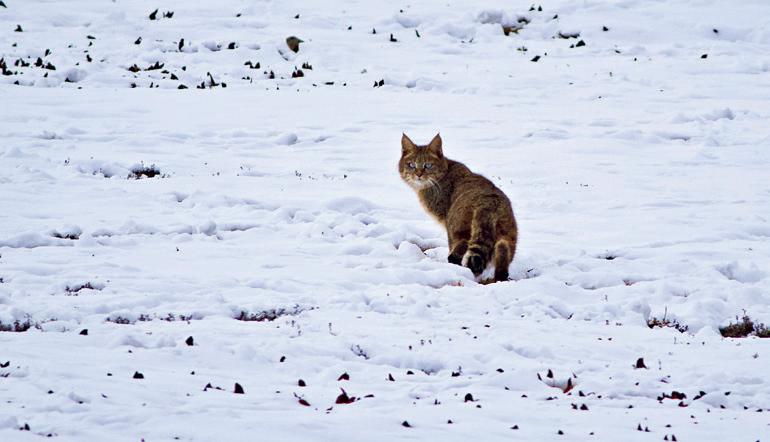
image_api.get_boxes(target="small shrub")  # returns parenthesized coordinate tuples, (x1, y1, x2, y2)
(0, 319, 36, 332)
(720, 315, 769, 338)
(647, 310, 689, 333)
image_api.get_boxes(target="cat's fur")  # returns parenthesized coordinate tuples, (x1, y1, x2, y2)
(399, 133, 517, 282)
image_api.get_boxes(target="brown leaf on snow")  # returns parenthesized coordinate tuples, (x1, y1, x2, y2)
(563, 377, 575, 393)
(540, 370, 578, 393)
(335, 388, 356, 404)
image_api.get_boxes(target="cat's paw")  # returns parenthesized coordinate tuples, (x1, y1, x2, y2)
(448, 253, 463, 265)
(465, 253, 485, 276)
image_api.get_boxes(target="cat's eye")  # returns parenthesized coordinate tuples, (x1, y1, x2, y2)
(424, 163, 433, 170)
(407, 162, 416, 169)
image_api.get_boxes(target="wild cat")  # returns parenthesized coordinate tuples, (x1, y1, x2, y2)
(399, 134, 518, 282)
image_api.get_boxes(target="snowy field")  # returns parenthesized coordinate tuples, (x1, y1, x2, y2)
(2, 0, 770, 440)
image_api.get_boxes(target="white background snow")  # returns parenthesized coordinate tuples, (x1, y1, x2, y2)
(1, 0, 770, 440)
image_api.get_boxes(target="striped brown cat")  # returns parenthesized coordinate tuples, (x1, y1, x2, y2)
(399, 133, 518, 282)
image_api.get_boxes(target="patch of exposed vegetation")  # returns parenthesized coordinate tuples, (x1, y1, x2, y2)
(235, 304, 314, 322)
(51, 229, 81, 240)
(720, 314, 770, 338)
(105, 316, 132, 324)
(105, 313, 198, 324)
(0, 318, 37, 332)
(647, 309, 689, 333)
(158, 313, 198, 322)
(128, 164, 164, 179)
(65, 281, 103, 295)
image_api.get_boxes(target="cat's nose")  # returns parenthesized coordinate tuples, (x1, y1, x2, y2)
(415, 171, 423, 177)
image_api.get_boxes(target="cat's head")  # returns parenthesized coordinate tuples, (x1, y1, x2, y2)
(399, 133, 448, 190)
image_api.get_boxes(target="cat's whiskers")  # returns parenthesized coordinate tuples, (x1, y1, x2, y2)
(407, 174, 435, 190)
(428, 177, 441, 192)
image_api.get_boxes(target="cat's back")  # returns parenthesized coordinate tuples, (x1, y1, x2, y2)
(447, 159, 510, 202)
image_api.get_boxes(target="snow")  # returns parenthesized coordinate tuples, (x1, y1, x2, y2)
(2, 0, 770, 440)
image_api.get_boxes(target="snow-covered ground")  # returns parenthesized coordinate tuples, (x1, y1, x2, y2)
(2, 0, 770, 440)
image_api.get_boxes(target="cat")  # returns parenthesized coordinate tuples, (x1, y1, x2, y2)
(399, 133, 518, 282)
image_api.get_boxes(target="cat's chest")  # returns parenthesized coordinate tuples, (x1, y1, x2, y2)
(417, 187, 450, 221)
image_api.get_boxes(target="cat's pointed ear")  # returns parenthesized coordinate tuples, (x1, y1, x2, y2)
(427, 133, 443, 156)
(401, 133, 416, 155)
